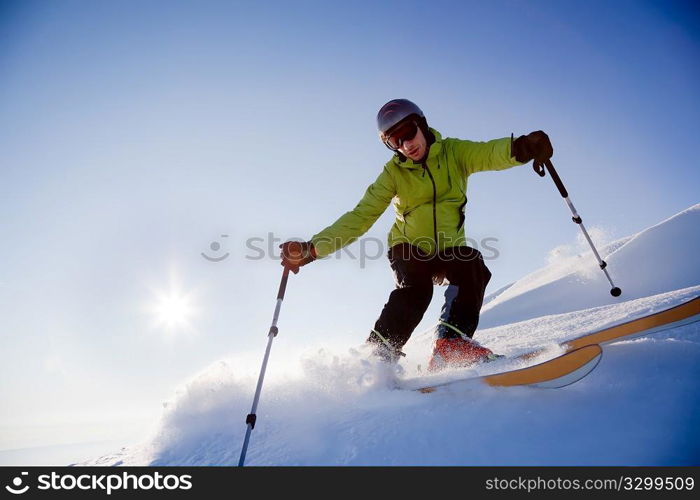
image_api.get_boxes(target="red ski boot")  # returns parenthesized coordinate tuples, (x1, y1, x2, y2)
(428, 337, 499, 372)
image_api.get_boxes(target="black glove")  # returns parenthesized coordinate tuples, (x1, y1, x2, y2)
(512, 131, 553, 175)
(279, 241, 316, 274)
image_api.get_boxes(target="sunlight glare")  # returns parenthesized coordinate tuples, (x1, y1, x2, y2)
(152, 290, 195, 331)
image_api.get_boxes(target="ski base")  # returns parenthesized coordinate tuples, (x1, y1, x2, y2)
(416, 344, 603, 393)
(410, 295, 699, 394)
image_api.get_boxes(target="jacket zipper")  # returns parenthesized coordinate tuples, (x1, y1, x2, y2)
(422, 163, 438, 249)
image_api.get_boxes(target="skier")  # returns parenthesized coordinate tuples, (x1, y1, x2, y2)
(280, 99, 553, 370)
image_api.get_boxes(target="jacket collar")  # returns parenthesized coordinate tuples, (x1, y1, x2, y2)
(392, 128, 443, 168)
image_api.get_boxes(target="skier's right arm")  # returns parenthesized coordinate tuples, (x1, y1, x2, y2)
(309, 167, 396, 259)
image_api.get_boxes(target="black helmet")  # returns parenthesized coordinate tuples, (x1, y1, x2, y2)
(376, 98, 424, 136)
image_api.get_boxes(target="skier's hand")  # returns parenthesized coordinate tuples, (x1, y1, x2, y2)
(280, 240, 316, 274)
(512, 130, 553, 175)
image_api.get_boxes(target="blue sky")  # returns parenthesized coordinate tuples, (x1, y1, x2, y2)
(0, 0, 698, 452)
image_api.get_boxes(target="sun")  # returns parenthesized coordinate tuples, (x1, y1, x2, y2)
(152, 290, 196, 331)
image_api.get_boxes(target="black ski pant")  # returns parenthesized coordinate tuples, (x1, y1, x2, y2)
(368, 243, 492, 351)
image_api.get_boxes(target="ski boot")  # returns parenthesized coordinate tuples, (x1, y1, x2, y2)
(428, 336, 502, 372)
(362, 339, 406, 384)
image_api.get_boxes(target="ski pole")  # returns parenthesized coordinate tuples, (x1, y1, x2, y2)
(535, 158, 622, 297)
(238, 266, 291, 466)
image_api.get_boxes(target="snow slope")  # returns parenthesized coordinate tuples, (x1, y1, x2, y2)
(479, 204, 700, 328)
(82, 205, 700, 466)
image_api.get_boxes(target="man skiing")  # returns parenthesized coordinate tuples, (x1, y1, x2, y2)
(280, 99, 553, 370)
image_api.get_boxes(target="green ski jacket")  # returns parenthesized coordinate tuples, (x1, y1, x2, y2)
(311, 129, 522, 258)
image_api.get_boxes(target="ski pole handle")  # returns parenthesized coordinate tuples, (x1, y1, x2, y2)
(544, 159, 568, 198)
(536, 159, 568, 198)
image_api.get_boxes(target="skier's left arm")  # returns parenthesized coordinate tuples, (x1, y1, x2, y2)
(452, 136, 520, 175)
(452, 131, 553, 176)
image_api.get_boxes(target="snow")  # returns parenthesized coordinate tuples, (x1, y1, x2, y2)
(479, 204, 700, 328)
(81, 204, 700, 466)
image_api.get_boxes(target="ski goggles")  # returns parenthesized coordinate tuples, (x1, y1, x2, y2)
(382, 120, 419, 150)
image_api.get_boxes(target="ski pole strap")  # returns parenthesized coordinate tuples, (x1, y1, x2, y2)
(438, 320, 469, 341)
(371, 329, 406, 357)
